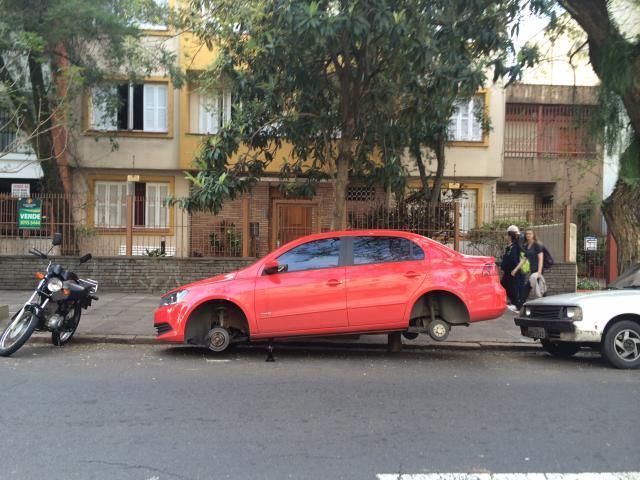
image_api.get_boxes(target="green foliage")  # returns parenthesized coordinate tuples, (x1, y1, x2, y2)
(173, 0, 547, 217)
(145, 248, 166, 257)
(0, 0, 182, 191)
(208, 221, 241, 256)
(576, 277, 602, 291)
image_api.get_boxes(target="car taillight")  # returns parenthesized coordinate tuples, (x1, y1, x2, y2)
(482, 263, 499, 276)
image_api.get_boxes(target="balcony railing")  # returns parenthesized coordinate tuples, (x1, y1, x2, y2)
(504, 103, 597, 158)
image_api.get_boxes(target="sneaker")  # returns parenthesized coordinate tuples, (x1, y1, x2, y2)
(507, 304, 519, 313)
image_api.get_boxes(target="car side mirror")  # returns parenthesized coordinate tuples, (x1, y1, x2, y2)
(52, 232, 62, 246)
(79, 253, 92, 264)
(264, 259, 286, 275)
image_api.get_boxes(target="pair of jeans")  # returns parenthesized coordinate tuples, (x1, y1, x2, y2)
(501, 272, 525, 309)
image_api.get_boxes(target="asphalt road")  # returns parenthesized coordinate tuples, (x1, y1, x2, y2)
(0, 343, 638, 480)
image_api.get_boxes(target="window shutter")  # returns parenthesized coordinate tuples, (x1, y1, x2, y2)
(198, 92, 220, 134)
(143, 84, 167, 132)
(158, 183, 169, 228)
(145, 183, 158, 227)
(91, 87, 116, 131)
(224, 90, 232, 125)
(95, 183, 107, 226)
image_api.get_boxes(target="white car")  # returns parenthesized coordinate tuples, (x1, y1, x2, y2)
(515, 264, 640, 369)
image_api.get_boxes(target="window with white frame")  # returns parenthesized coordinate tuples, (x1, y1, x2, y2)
(139, 0, 169, 31)
(93, 180, 170, 229)
(94, 181, 127, 227)
(90, 82, 168, 133)
(196, 89, 232, 134)
(448, 95, 485, 142)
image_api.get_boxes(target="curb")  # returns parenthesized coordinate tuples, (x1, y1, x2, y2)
(26, 334, 541, 351)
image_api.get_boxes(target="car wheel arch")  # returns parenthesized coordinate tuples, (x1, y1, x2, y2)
(184, 298, 251, 346)
(602, 313, 640, 338)
(407, 289, 470, 326)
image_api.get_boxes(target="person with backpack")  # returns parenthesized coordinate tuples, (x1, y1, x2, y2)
(501, 225, 525, 313)
(516, 228, 550, 303)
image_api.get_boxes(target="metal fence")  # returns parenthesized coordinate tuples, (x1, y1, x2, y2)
(2, 193, 575, 265)
(348, 199, 569, 262)
(0, 193, 249, 258)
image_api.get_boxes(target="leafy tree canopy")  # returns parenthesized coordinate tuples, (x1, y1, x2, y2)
(0, 0, 182, 192)
(173, 0, 548, 227)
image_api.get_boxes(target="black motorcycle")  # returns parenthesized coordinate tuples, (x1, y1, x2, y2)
(0, 233, 99, 357)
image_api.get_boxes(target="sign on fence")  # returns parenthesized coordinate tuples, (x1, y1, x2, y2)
(17, 198, 42, 229)
(11, 183, 30, 198)
(584, 236, 598, 251)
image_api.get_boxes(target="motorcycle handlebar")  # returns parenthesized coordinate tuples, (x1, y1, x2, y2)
(28, 248, 47, 259)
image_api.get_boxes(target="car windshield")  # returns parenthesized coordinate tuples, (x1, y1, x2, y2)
(607, 263, 640, 289)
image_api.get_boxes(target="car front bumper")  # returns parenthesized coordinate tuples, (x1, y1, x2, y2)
(515, 317, 601, 343)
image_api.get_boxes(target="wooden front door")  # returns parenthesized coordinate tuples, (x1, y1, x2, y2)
(274, 202, 316, 249)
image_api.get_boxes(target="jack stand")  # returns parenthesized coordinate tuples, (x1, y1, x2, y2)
(387, 332, 403, 353)
(265, 341, 275, 362)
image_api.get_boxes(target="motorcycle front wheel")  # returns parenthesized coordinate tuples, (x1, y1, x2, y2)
(52, 307, 81, 346)
(0, 308, 39, 357)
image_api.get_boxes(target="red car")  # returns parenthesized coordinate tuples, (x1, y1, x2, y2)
(154, 230, 506, 352)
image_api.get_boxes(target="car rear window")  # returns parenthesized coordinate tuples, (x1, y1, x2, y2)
(277, 238, 341, 272)
(352, 236, 424, 265)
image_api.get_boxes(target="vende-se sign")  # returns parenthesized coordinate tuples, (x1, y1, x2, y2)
(17, 198, 42, 229)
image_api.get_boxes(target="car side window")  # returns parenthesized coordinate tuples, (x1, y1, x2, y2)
(352, 236, 425, 265)
(276, 238, 342, 273)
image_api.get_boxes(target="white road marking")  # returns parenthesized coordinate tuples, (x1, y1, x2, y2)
(377, 474, 640, 480)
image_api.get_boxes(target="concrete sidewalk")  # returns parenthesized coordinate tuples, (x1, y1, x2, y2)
(0, 290, 537, 349)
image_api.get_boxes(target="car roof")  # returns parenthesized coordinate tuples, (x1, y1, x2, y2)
(298, 229, 426, 241)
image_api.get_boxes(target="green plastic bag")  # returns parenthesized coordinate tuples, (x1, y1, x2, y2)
(520, 251, 530, 274)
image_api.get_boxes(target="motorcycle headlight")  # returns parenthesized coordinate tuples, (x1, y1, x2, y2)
(47, 277, 63, 293)
(159, 289, 189, 307)
(565, 306, 583, 321)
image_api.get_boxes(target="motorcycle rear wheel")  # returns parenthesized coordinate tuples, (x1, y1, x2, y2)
(52, 307, 81, 347)
(0, 308, 39, 357)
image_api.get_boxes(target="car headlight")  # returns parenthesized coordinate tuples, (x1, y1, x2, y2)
(159, 289, 189, 307)
(47, 277, 63, 293)
(565, 306, 583, 321)
(524, 307, 531, 317)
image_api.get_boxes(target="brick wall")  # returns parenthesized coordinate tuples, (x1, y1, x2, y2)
(526, 262, 577, 298)
(1, 255, 577, 295)
(0, 256, 255, 293)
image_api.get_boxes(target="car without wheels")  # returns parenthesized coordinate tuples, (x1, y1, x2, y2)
(154, 230, 506, 354)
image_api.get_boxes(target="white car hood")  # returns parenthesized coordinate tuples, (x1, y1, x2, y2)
(526, 289, 640, 306)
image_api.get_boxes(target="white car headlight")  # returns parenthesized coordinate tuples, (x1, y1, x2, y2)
(159, 289, 189, 307)
(565, 306, 583, 321)
(47, 277, 63, 292)
(524, 307, 531, 317)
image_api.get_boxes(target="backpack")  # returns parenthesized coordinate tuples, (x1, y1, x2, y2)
(542, 245, 554, 270)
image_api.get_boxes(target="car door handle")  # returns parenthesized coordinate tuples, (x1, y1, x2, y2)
(404, 271, 421, 278)
(326, 279, 342, 286)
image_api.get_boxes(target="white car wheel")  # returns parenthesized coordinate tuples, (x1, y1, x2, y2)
(602, 320, 640, 369)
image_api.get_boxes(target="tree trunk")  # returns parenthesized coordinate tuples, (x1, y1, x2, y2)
(332, 154, 349, 230)
(429, 136, 446, 203)
(602, 180, 640, 273)
(411, 140, 431, 201)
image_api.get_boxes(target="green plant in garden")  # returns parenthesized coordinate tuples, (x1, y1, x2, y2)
(145, 248, 166, 257)
(209, 221, 241, 255)
(577, 277, 602, 291)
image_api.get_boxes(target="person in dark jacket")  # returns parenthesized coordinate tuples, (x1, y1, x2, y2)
(517, 228, 545, 303)
(501, 225, 525, 312)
